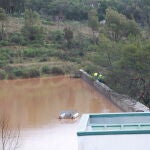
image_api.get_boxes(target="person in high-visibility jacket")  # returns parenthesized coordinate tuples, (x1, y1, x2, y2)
(98, 74, 104, 83)
(93, 72, 98, 77)
(92, 72, 98, 80)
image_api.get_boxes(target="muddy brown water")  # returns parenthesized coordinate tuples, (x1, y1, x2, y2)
(0, 76, 121, 150)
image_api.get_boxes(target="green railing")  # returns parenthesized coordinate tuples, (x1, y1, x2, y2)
(77, 112, 150, 136)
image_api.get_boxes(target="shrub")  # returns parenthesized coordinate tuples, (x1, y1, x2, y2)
(12, 67, 40, 78)
(72, 36, 91, 50)
(64, 27, 73, 48)
(7, 73, 15, 80)
(0, 49, 12, 67)
(22, 71, 30, 78)
(41, 65, 51, 74)
(23, 48, 43, 57)
(39, 57, 49, 62)
(13, 68, 24, 77)
(51, 67, 65, 75)
(28, 68, 40, 78)
(87, 44, 99, 51)
(9, 33, 25, 45)
(0, 69, 6, 79)
(0, 40, 10, 46)
(42, 19, 54, 25)
(47, 30, 64, 43)
(22, 25, 44, 43)
(0, 59, 7, 68)
(84, 63, 99, 75)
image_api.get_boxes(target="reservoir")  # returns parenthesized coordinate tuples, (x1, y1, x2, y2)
(0, 76, 121, 150)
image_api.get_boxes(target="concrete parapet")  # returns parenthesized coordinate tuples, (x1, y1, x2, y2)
(79, 69, 149, 112)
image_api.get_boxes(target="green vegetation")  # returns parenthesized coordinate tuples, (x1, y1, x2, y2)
(88, 9, 99, 42)
(106, 8, 140, 41)
(0, 0, 149, 107)
(22, 9, 44, 43)
(0, 8, 7, 40)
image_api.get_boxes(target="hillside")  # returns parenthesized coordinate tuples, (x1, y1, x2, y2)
(0, 0, 149, 107)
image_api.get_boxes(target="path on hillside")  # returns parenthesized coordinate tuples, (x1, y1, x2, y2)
(8, 61, 75, 67)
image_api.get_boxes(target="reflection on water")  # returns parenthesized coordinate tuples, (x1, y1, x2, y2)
(0, 76, 121, 150)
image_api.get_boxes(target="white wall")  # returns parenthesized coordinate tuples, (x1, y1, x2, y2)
(78, 134, 150, 150)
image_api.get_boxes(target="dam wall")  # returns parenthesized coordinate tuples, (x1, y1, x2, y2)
(79, 69, 149, 112)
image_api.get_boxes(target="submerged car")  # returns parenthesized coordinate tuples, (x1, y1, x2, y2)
(59, 110, 80, 119)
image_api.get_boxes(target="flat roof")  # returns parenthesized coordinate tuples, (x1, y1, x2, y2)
(77, 112, 150, 136)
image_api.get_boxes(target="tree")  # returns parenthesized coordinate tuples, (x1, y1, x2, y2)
(22, 9, 44, 43)
(22, 25, 44, 42)
(125, 20, 140, 37)
(141, 0, 150, 27)
(88, 9, 99, 42)
(0, 8, 7, 40)
(118, 0, 150, 27)
(45, 0, 88, 21)
(99, 34, 113, 66)
(107, 42, 150, 107)
(24, 9, 40, 27)
(63, 27, 73, 48)
(97, 0, 150, 28)
(0, 0, 25, 14)
(106, 8, 140, 41)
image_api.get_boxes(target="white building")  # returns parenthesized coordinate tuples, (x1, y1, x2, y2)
(77, 112, 150, 150)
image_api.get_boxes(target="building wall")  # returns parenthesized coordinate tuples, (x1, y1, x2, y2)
(79, 69, 149, 112)
(78, 134, 150, 150)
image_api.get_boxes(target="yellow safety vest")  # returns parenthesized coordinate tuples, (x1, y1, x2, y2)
(94, 73, 98, 77)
